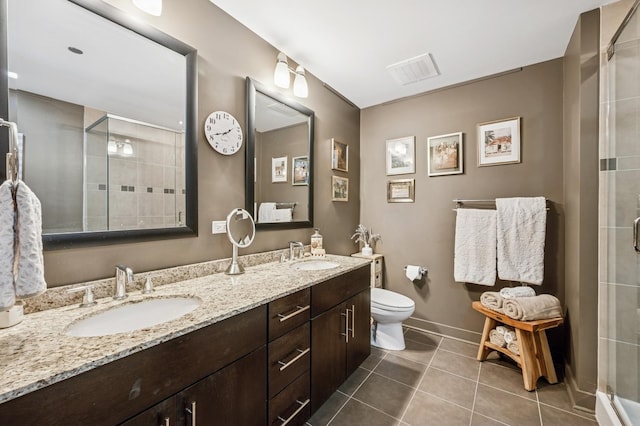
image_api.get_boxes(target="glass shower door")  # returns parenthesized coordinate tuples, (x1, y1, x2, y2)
(602, 3, 640, 425)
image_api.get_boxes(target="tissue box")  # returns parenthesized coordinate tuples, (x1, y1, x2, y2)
(0, 302, 24, 328)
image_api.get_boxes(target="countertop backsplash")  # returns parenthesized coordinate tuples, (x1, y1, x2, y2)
(23, 247, 294, 314)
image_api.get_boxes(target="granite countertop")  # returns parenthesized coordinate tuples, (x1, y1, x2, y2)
(0, 254, 370, 404)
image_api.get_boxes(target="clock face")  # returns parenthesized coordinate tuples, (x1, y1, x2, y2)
(204, 111, 243, 155)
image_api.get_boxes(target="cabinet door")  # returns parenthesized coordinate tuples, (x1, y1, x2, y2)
(120, 397, 176, 426)
(346, 289, 371, 377)
(310, 303, 347, 412)
(177, 346, 266, 426)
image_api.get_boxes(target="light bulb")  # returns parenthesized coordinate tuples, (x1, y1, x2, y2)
(123, 140, 133, 156)
(293, 66, 308, 98)
(274, 52, 290, 89)
(107, 140, 117, 154)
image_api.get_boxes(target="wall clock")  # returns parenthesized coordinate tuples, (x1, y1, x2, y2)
(204, 111, 243, 155)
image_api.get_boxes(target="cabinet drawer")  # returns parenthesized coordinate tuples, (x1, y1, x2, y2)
(269, 372, 310, 426)
(268, 322, 310, 398)
(311, 266, 370, 316)
(269, 288, 310, 340)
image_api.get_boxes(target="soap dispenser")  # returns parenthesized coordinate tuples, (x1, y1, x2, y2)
(310, 228, 323, 255)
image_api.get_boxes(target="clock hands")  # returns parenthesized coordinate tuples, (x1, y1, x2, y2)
(212, 128, 233, 136)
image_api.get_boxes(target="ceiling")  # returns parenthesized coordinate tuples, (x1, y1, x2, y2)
(210, 0, 616, 108)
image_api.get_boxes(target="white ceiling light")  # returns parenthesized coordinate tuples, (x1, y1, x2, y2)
(7, 71, 18, 79)
(273, 52, 308, 98)
(132, 0, 162, 16)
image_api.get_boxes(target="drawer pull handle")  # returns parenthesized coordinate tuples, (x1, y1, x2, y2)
(278, 347, 310, 371)
(277, 305, 310, 322)
(162, 418, 170, 426)
(185, 401, 196, 426)
(277, 398, 310, 426)
(350, 304, 355, 338)
(341, 309, 350, 343)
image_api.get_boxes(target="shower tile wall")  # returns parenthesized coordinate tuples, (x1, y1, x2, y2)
(599, 10, 640, 407)
(85, 118, 185, 231)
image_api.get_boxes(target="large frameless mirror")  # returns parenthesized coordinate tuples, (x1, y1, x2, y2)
(0, 0, 198, 248)
(245, 77, 314, 230)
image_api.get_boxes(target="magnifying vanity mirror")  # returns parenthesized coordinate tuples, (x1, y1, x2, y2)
(0, 0, 198, 248)
(245, 77, 314, 230)
(225, 208, 255, 275)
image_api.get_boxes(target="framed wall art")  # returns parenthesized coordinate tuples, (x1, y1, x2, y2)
(387, 178, 415, 203)
(386, 136, 415, 175)
(292, 156, 309, 185)
(331, 175, 349, 202)
(427, 132, 463, 177)
(271, 156, 287, 183)
(331, 139, 348, 172)
(477, 117, 520, 166)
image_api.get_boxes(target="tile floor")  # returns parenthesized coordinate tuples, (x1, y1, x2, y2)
(307, 328, 597, 426)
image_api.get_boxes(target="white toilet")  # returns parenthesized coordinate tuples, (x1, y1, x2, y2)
(370, 287, 415, 350)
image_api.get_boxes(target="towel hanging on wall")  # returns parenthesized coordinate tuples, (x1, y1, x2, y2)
(454, 208, 497, 286)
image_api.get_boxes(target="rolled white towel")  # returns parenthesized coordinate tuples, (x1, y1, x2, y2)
(495, 325, 513, 335)
(507, 341, 520, 355)
(480, 291, 504, 313)
(500, 286, 536, 299)
(489, 329, 506, 348)
(503, 294, 562, 321)
(503, 330, 517, 344)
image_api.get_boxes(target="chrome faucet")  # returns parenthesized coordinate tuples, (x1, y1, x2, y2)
(114, 265, 134, 300)
(288, 241, 304, 261)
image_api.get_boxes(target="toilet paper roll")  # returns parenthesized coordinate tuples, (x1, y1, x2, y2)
(405, 265, 422, 281)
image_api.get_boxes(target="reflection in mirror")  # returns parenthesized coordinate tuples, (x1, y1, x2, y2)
(225, 208, 255, 275)
(246, 77, 314, 230)
(2, 0, 197, 247)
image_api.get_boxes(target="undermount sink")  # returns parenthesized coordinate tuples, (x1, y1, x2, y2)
(65, 296, 202, 337)
(290, 260, 340, 271)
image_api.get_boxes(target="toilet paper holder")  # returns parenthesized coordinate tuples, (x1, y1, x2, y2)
(404, 265, 428, 276)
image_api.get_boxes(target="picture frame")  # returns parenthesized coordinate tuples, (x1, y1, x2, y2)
(271, 156, 287, 183)
(331, 139, 349, 172)
(386, 136, 415, 175)
(292, 156, 309, 186)
(477, 117, 521, 166)
(331, 175, 349, 202)
(427, 132, 463, 177)
(387, 179, 415, 203)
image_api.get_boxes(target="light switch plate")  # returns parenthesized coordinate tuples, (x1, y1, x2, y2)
(212, 220, 227, 234)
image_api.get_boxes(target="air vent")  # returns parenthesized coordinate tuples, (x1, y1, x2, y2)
(386, 53, 439, 86)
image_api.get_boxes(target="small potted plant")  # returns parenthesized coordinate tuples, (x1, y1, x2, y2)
(351, 224, 381, 255)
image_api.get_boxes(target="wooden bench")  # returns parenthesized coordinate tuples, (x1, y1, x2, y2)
(472, 301, 563, 391)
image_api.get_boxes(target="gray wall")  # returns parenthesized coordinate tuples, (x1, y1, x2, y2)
(563, 9, 600, 408)
(360, 59, 565, 343)
(42, 0, 360, 286)
(10, 90, 84, 232)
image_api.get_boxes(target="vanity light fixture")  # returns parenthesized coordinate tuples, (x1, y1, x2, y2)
(273, 52, 309, 98)
(7, 71, 18, 79)
(132, 0, 162, 16)
(107, 139, 134, 156)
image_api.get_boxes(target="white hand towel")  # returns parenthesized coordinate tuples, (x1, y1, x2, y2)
(258, 202, 276, 222)
(480, 291, 504, 313)
(0, 180, 15, 309)
(503, 330, 517, 344)
(271, 208, 292, 222)
(496, 197, 546, 285)
(14, 181, 46, 299)
(502, 294, 562, 321)
(500, 286, 536, 299)
(454, 209, 497, 286)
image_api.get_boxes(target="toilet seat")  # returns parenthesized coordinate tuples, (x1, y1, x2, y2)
(371, 288, 415, 312)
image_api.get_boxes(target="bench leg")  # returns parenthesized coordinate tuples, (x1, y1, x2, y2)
(477, 317, 497, 361)
(533, 330, 558, 384)
(516, 329, 539, 391)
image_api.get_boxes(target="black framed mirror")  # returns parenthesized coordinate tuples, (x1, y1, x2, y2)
(0, 0, 198, 249)
(245, 77, 314, 230)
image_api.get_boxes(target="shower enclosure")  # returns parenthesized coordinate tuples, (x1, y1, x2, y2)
(598, 2, 640, 424)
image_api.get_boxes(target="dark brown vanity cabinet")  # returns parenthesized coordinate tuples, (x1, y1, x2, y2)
(267, 288, 311, 426)
(310, 266, 371, 413)
(0, 306, 267, 426)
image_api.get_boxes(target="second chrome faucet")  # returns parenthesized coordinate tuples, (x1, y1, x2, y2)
(114, 265, 134, 300)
